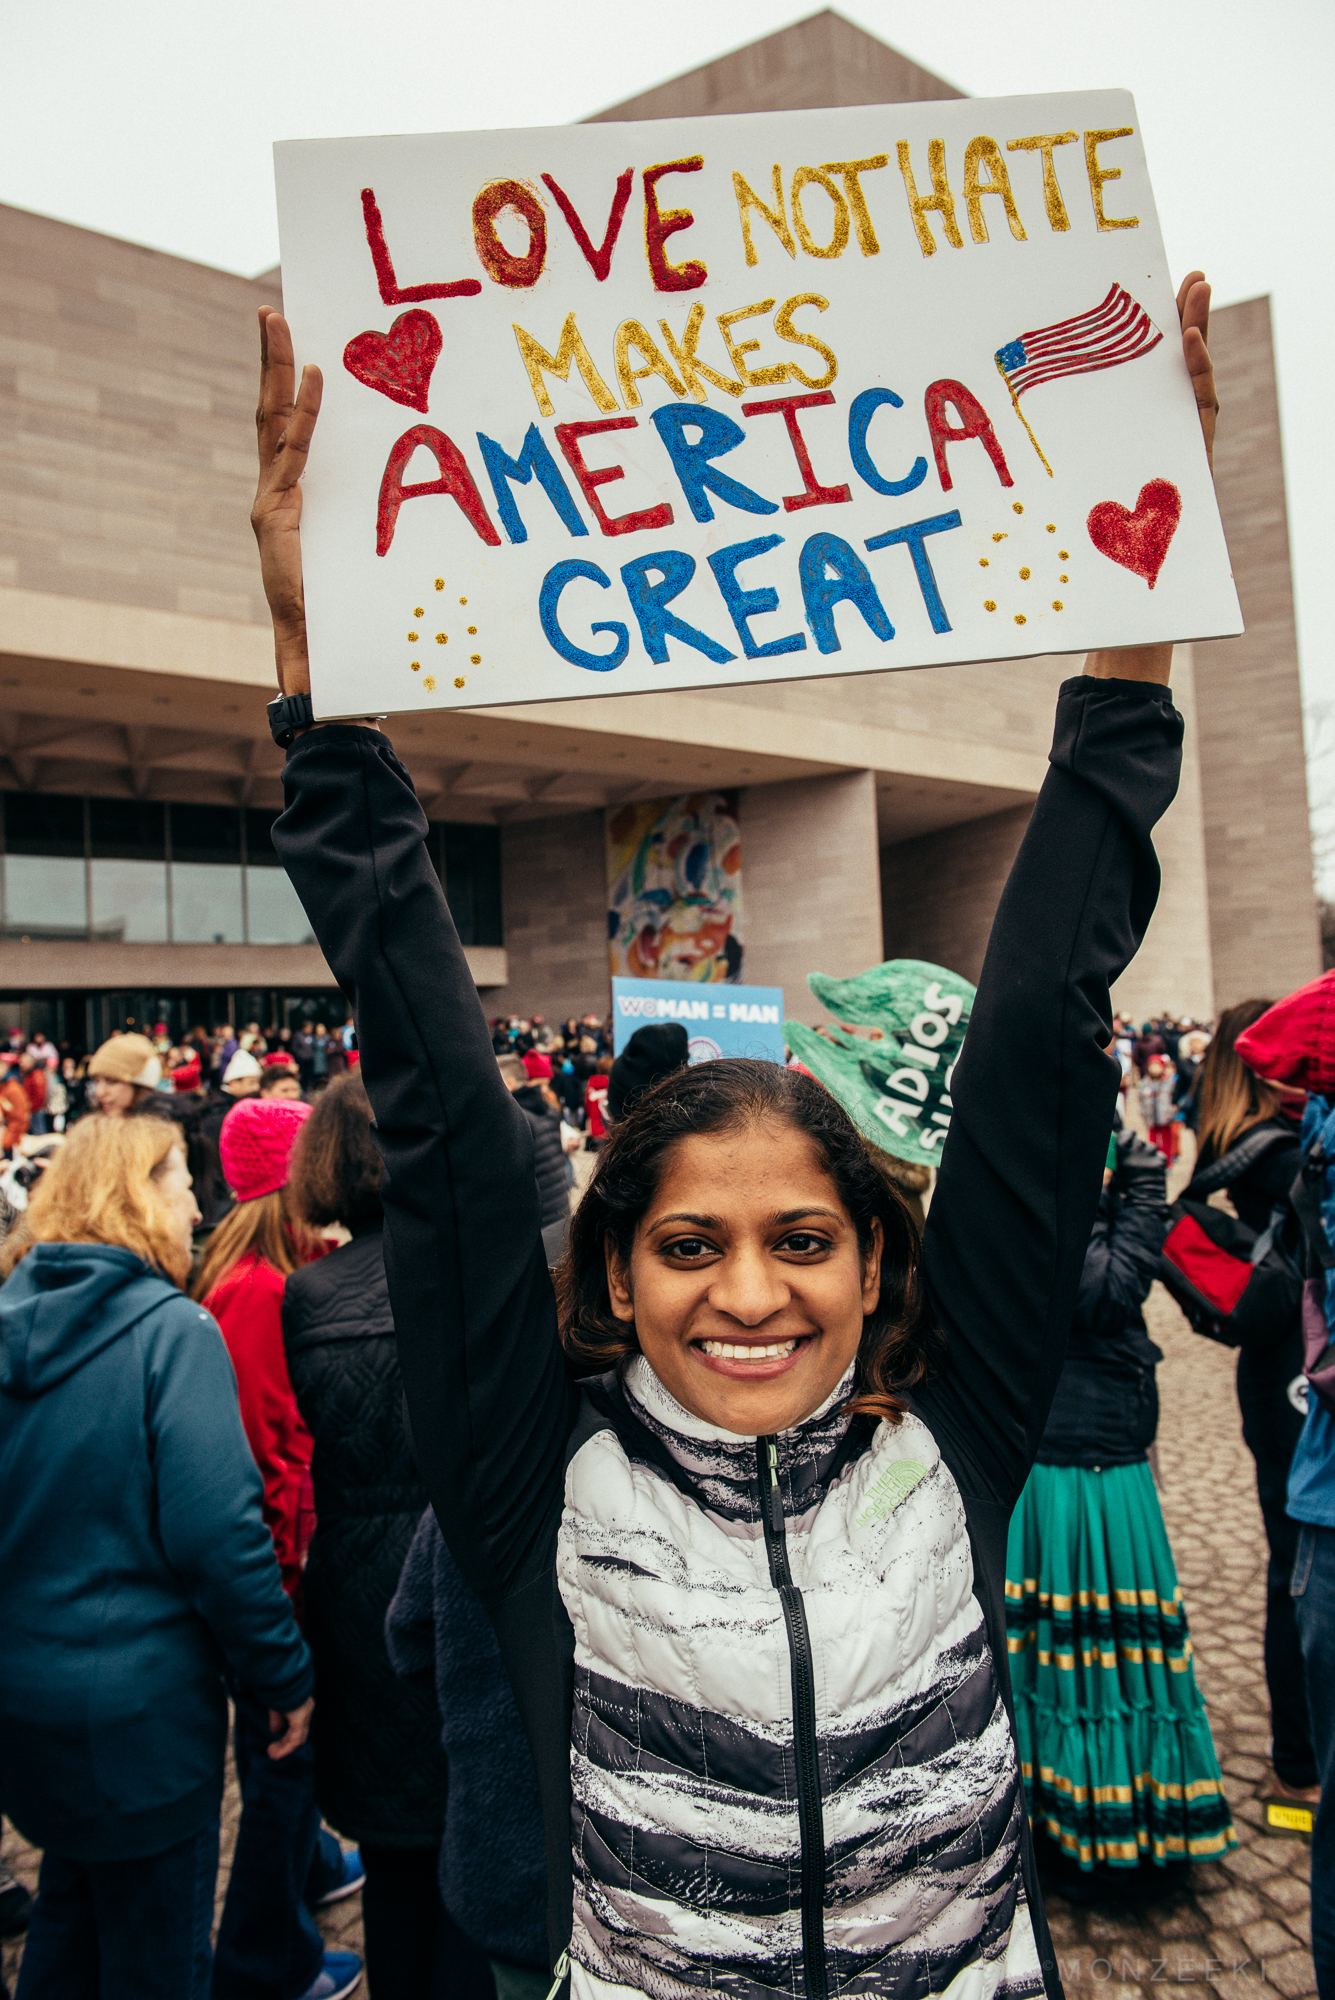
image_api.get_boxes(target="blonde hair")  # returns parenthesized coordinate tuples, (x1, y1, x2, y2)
(1195, 998, 1283, 1164)
(192, 1185, 310, 1304)
(0, 1114, 190, 1288)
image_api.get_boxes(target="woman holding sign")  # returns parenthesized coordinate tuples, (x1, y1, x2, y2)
(251, 279, 1217, 2000)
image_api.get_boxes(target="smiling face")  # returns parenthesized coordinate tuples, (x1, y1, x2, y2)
(606, 1117, 882, 1437)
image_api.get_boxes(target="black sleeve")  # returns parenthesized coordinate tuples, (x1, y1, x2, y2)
(273, 726, 576, 1608)
(916, 675, 1182, 1506)
(1074, 1199, 1168, 1336)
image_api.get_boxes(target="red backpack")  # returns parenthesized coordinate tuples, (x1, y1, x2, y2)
(1158, 1124, 1304, 1348)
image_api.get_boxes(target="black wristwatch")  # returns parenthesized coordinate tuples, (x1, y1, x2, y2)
(267, 692, 315, 747)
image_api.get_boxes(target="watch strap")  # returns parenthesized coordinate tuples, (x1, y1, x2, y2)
(267, 692, 315, 747)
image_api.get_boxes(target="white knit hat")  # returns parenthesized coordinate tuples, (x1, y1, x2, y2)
(222, 1049, 262, 1085)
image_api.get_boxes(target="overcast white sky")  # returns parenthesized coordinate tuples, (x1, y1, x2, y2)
(3, 0, 1332, 829)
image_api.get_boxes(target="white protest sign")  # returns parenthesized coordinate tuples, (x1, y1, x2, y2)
(273, 91, 1241, 720)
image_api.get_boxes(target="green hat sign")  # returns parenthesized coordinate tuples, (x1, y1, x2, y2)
(784, 958, 976, 1170)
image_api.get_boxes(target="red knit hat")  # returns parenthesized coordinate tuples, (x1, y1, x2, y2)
(1235, 970, 1335, 1096)
(220, 1095, 312, 1203)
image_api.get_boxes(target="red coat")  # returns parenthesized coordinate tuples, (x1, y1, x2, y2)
(0, 1077, 30, 1152)
(205, 1250, 315, 1603)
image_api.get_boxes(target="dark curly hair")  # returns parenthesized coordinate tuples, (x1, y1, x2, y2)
(555, 1059, 935, 1424)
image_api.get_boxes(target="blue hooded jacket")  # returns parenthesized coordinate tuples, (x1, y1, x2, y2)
(0, 1243, 313, 1861)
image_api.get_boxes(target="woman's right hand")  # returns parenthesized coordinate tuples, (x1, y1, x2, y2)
(267, 1695, 315, 1759)
(251, 309, 323, 698)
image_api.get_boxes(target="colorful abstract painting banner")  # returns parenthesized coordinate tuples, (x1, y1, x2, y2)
(273, 92, 1241, 720)
(606, 792, 741, 985)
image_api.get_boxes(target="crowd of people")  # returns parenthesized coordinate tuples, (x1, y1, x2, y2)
(0, 280, 1329, 2000)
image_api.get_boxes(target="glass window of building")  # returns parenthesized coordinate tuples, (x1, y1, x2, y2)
(170, 803, 244, 944)
(3, 792, 87, 941)
(245, 808, 314, 946)
(431, 821, 503, 946)
(89, 798, 168, 944)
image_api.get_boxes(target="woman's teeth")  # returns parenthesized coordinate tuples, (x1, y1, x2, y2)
(699, 1339, 798, 1361)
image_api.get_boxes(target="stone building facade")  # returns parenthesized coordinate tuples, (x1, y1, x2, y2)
(0, 11, 1317, 1042)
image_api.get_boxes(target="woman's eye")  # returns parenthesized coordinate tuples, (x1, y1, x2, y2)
(662, 1236, 717, 1261)
(779, 1232, 831, 1256)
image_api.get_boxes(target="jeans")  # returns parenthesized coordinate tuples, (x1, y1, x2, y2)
(360, 1846, 497, 2000)
(212, 1694, 342, 2000)
(16, 1820, 218, 2000)
(1237, 1334, 1316, 1787)
(1292, 1524, 1335, 2000)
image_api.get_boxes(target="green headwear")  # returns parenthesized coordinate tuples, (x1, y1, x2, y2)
(784, 958, 975, 1171)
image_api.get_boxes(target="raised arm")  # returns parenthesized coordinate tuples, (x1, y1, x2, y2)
(918, 676, 1181, 1502)
(274, 726, 575, 1603)
(251, 310, 574, 1606)
(915, 273, 1213, 1504)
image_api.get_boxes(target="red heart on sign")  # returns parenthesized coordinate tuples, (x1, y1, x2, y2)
(343, 309, 442, 413)
(1086, 478, 1182, 590)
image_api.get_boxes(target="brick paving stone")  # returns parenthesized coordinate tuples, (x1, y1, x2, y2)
(1242, 1923, 1302, 1961)
(1262, 1875, 1311, 1914)
(1261, 1951, 1318, 1998)
(0, 1290, 1318, 1997)
(1200, 1889, 1268, 1930)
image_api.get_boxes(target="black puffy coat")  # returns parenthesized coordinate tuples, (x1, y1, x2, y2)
(1037, 1131, 1169, 1468)
(512, 1083, 569, 1230)
(283, 1225, 446, 1846)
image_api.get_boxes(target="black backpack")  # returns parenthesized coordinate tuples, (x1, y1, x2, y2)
(1158, 1124, 1305, 1348)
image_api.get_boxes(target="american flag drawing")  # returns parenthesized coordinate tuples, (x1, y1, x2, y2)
(994, 282, 1163, 474)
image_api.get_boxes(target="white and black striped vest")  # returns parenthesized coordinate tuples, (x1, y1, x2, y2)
(557, 1359, 1044, 2000)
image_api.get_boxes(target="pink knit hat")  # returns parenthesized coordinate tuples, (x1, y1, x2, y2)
(220, 1095, 312, 1203)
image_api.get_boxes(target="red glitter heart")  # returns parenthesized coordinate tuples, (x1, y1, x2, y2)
(1086, 478, 1182, 590)
(342, 309, 442, 413)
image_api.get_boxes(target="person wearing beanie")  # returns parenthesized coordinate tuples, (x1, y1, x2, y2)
(88, 1033, 162, 1117)
(606, 1022, 690, 1124)
(1237, 973, 1335, 1994)
(193, 1097, 363, 2000)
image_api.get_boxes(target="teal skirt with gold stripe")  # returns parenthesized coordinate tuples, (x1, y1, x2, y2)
(1005, 1459, 1236, 1872)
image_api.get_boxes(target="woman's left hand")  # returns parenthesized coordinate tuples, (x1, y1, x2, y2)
(1085, 267, 1219, 687)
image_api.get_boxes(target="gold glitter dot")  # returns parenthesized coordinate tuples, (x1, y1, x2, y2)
(454, 676, 465, 688)
(1058, 549, 1069, 559)
(1012, 502, 1024, 514)
(436, 633, 447, 644)
(984, 599, 997, 612)
(467, 625, 477, 635)
(423, 675, 437, 691)
(434, 578, 444, 590)
(1014, 613, 1027, 624)
(1052, 600, 1064, 611)
(979, 558, 989, 568)
(1019, 567, 1030, 580)
(470, 653, 481, 665)
(410, 661, 421, 671)
(459, 597, 467, 605)
(1045, 524, 1056, 533)
(413, 606, 424, 617)
(1059, 573, 1068, 583)
(407, 631, 418, 642)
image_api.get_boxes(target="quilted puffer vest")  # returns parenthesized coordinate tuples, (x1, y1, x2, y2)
(556, 1358, 1045, 2000)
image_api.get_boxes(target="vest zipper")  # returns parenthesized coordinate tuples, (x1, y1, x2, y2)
(757, 1436, 828, 2000)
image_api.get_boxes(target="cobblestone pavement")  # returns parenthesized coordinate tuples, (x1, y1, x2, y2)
(1, 1288, 1316, 1998)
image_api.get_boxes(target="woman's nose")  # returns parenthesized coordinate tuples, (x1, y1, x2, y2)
(707, 1249, 790, 1326)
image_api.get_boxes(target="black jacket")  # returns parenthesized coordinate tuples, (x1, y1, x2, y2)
(282, 1225, 446, 1847)
(1196, 1117, 1302, 1234)
(1037, 1132, 1168, 1468)
(386, 1508, 548, 1966)
(512, 1083, 569, 1230)
(274, 678, 1182, 2000)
